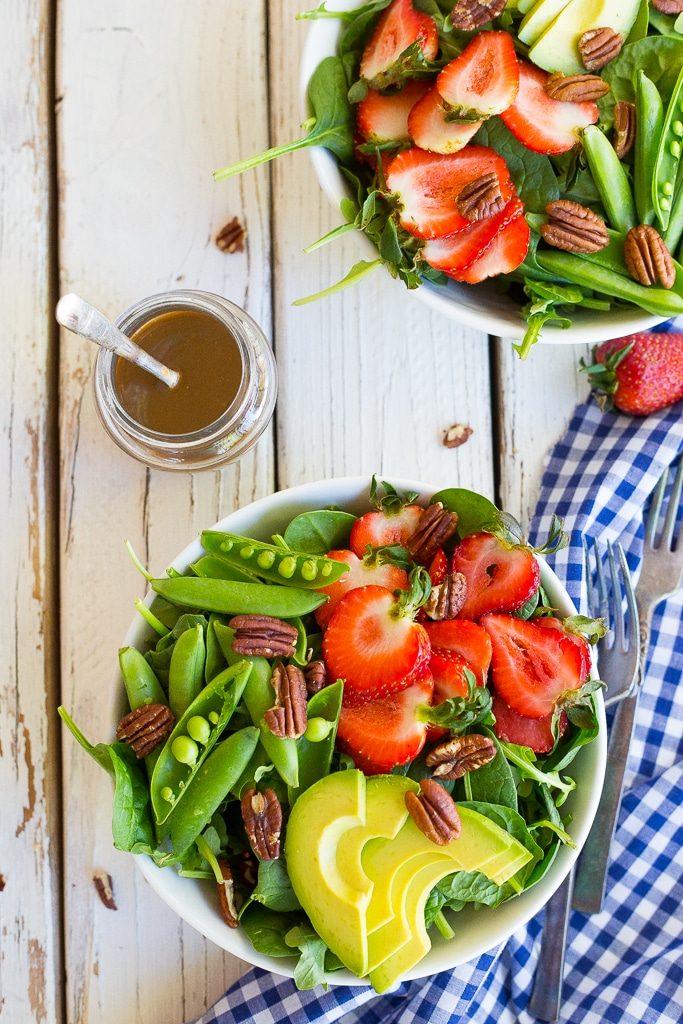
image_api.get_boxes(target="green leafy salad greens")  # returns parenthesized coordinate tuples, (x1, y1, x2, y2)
(59, 479, 603, 989)
(215, 0, 683, 358)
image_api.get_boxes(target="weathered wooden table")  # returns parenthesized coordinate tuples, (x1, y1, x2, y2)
(1, 2, 592, 1021)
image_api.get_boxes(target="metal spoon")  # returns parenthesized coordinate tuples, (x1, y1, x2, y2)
(56, 293, 180, 388)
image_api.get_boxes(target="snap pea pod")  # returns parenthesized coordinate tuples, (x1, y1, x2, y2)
(214, 623, 299, 788)
(150, 660, 252, 824)
(144, 614, 208, 686)
(169, 624, 206, 718)
(205, 614, 228, 683)
(288, 680, 343, 804)
(575, 228, 683, 299)
(582, 125, 637, 233)
(230, 740, 272, 798)
(536, 251, 683, 316)
(635, 71, 664, 225)
(664, 167, 683, 253)
(201, 530, 348, 589)
(653, 64, 683, 231)
(290, 617, 308, 667)
(151, 576, 328, 618)
(190, 555, 258, 583)
(119, 646, 167, 710)
(166, 726, 259, 860)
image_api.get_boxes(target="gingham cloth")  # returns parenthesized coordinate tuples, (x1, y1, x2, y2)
(191, 394, 683, 1024)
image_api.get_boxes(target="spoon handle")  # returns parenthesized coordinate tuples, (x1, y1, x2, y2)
(56, 293, 179, 388)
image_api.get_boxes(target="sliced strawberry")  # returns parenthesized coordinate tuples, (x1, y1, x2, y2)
(451, 532, 540, 620)
(407, 86, 482, 154)
(337, 671, 434, 770)
(437, 31, 519, 119)
(424, 619, 492, 684)
(386, 146, 514, 239)
(428, 549, 448, 587)
(357, 80, 430, 145)
(313, 549, 409, 629)
(360, 0, 438, 90)
(491, 691, 567, 754)
(422, 197, 523, 276)
(349, 504, 423, 557)
(536, 617, 591, 683)
(453, 208, 530, 284)
(500, 60, 598, 155)
(430, 649, 470, 700)
(481, 613, 584, 719)
(323, 585, 431, 706)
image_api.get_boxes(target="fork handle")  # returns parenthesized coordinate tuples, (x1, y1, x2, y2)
(528, 872, 574, 1022)
(571, 691, 639, 914)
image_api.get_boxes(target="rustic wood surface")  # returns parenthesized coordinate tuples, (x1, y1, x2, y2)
(2, 1, 592, 1021)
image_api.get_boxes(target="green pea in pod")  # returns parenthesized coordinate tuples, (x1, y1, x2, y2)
(150, 659, 253, 825)
(289, 680, 343, 804)
(201, 530, 349, 589)
(151, 576, 328, 618)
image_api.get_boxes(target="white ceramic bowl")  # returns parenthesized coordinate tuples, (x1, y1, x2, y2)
(299, 1, 662, 343)
(125, 476, 606, 986)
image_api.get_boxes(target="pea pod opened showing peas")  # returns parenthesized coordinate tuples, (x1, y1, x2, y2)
(201, 530, 349, 588)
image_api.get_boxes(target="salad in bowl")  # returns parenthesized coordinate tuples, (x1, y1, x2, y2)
(61, 477, 606, 991)
(216, 0, 683, 355)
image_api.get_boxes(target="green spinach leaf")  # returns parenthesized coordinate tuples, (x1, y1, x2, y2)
(240, 904, 298, 958)
(283, 509, 356, 554)
(429, 487, 500, 537)
(601, 36, 683, 126)
(463, 729, 519, 810)
(286, 924, 329, 990)
(252, 857, 303, 913)
(473, 120, 559, 212)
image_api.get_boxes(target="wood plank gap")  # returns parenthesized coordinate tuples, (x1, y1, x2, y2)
(263, 0, 282, 493)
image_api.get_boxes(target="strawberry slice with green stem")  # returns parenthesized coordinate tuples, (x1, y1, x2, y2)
(386, 146, 515, 240)
(500, 60, 598, 155)
(323, 571, 432, 706)
(481, 613, 586, 719)
(437, 31, 519, 120)
(360, 0, 438, 91)
(407, 86, 482, 154)
(337, 670, 434, 770)
(349, 477, 423, 557)
(314, 548, 410, 629)
(357, 80, 430, 146)
(451, 532, 540, 620)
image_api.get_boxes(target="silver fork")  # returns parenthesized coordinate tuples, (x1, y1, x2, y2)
(528, 539, 639, 1023)
(573, 460, 683, 915)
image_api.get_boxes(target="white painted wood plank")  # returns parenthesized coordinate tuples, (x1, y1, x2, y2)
(0, 3, 62, 1022)
(269, 2, 495, 497)
(495, 340, 592, 527)
(57, 3, 272, 1020)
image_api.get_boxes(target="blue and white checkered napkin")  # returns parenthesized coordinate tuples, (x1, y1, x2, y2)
(192, 395, 683, 1024)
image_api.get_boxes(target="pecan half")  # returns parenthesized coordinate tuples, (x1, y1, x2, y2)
(545, 73, 610, 103)
(405, 502, 459, 566)
(624, 225, 675, 289)
(443, 423, 473, 448)
(216, 216, 246, 254)
(304, 659, 327, 695)
(456, 172, 505, 222)
(116, 703, 175, 758)
(450, 0, 507, 31)
(652, 0, 683, 13)
(405, 779, 461, 846)
(241, 788, 283, 860)
(263, 663, 307, 738)
(216, 859, 239, 927)
(541, 199, 609, 254)
(613, 100, 636, 160)
(93, 871, 117, 910)
(229, 615, 298, 658)
(426, 734, 496, 780)
(233, 849, 259, 891)
(424, 571, 467, 621)
(578, 27, 623, 71)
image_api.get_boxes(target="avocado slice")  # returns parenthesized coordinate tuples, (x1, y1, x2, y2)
(285, 769, 368, 975)
(529, 0, 640, 74)
(518, 0, 574, 47)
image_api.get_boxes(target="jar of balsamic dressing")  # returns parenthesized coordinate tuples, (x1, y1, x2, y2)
(93, 290, 277, 470)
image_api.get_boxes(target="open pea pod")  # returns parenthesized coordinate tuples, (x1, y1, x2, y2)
(166, 726, 259, 860)
(214, 623, 300, 788)
(653, 63, 683, 231)
(150, 660, 253, 825)
(201, 530, 348, 589)
(190, 554, 258, 583)
(289, 680, 344, 803)
(151, 576, 328, 618)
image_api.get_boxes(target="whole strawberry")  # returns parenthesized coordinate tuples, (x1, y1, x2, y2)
(582, 332, 683, 416)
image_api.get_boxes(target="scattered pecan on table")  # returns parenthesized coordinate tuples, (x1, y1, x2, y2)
(405, 779, 462, 846)
(215, 216, 246, 254)
(443, 423, 473, 449)
(93, 871, 117, 910)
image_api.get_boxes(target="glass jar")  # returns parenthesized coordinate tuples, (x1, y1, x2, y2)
(93, 290, 277, 471)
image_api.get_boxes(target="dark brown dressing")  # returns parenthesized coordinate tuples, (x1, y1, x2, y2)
(114, 309, 243, 434)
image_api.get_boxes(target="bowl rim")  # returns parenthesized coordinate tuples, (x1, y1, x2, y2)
(127, 475, 607, 987)
(298, 3, 665, 342)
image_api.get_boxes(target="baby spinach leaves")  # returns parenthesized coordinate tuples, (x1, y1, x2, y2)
(283, 510, 356, 554)
(473, 120, 559, 213)
(601, 36, 683, 127)
(214, 57, 353, 181)
(429, 487, 500, 538)
(462, 729, 519, 811)
(251, 857, 303, 914)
